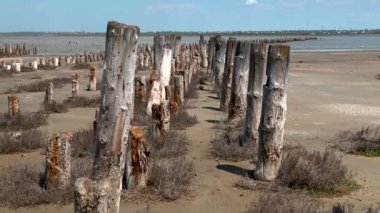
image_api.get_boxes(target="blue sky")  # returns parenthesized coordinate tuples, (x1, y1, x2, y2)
(1, 0, 379, 32)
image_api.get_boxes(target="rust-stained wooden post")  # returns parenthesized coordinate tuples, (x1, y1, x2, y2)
(74, 21, 139, 213)
(151, 100, 170, 139)
(199, 35, 208, 68)
(135, 76, 147, 103)
(44, 132, 72, 189)
(124, 126, 149, 188)
(241, 42, 267, 145)
(220, 38, 238, 111)
(44, 82, 54, 103)
(228, 41, 251, 123)
(72, 73, 80, 97)
(154, 34, 164, 71)
(174, 75, 184, 106)
(88, 67, 97, 91)
(8, 95, 20, 116)
(254, 44, 290, 181)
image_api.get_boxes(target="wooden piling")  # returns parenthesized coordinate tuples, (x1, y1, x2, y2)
(72, 73, 80, 97)
(228, 41, 251, 123)
(44, 132, 72, 189)
(151, 100, 170, 139)
(45, 82, 54, 103)
(220, 38, 238, 111)
(8, 95, 20, 116)
(88, 67, 97, 91)
(254, 44, 290, 181)
(241, 42, 267, 145)
(74, 21, 139, 213)
(174, 75, 184, 107)
(154, 34, 164, 71)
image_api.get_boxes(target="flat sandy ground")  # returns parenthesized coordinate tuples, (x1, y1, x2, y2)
(0, 51, 380, 212)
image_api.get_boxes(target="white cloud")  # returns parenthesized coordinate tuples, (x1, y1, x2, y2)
(245, 0, 259, 5)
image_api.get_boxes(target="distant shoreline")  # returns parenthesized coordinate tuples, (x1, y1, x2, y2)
(0, 31, 379, 37)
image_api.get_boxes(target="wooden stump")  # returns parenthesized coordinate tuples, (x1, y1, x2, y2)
(44, 132, 72, 189)
(174, 75, 184, 106)
(74, 178, 110, 213)
(151, 100, 170, 139)
(83, 21, 139, 213)
(45, 82, 54, 103)
(207, 36, 216, 74)
(220, 38, 238, 111)
(88, 67, 97, 91)
(228, 41, 251, 123)
(159, 48, 173, 99)
(124, 126, 150, 189)
(241, 42, 267, 145)
(254, 44, 290, 181)
(8, 95, 20, 116)
(72, 73, 80, 97)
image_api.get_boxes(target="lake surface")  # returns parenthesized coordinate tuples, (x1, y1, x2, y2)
(1, 34, 379, 56)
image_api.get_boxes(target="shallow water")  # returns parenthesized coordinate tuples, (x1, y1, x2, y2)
(1, 34, 379, 55)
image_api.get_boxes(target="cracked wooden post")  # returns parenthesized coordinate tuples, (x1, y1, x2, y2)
(154, 34, 164, 71)
(72, 73, 80, 97)
(220, 38, 238, 112)
(174, 75, 184, 107)
(74, 21, 139, 213)
(124, 126, 150, 189)
(213, 37, 227, 91)
(151, 100, 170, 139)
(199, 35, 208, 68)
(88, 67, 97, 91)
(135, 75, 147, 103)
(44, 132, 72, 189)
(228, 41, 251, 123)
(44, 82, 54, 103)
(254, 44, 290, 181)
(241, 42, 267, 145)
(8, 95, 20, 116)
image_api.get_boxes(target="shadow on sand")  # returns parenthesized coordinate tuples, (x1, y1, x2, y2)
(216, 164, 252, 178)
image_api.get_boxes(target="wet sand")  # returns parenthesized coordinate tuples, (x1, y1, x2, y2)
(1, 51, 380, 212)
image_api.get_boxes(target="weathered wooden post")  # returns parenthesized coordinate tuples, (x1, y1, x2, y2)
(74, 21, 139, 213)
(44, 132, 72, 189)
(199, 35, 208, 68)
(72, 73, 80, 97)
(213, 37, 227, 90)
(88, 67, 97, 91)
(124, 126, 149, 188)
(241, 42, 267, 145)
(151, 100, 170, 139)
(220, 38, 238, 111)
(53, 57, 59, 67)
(174, 75, 184, 106)
(8, 95, 20, 116)
(154, 34, 164, 71)
(75, 178, 110, 213)
(254, 44, 290, 181)
(135, 75, 147, 103)
(228, 41, 251, 123)
(207, 36, 216, 74)
(147, 81, 161, 115)
(45, 82, 54, 103)
(159, 48, 172, 99)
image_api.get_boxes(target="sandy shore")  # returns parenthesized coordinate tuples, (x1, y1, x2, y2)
(0, 50, 380, 212)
